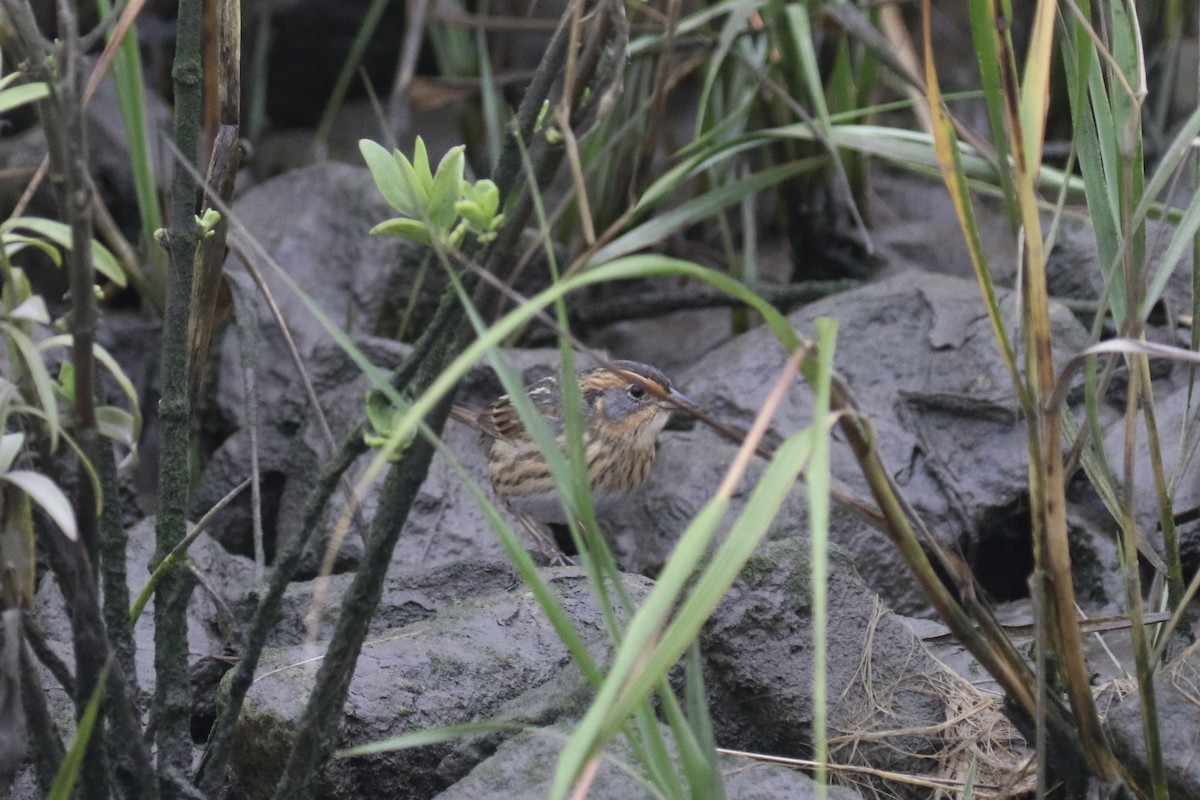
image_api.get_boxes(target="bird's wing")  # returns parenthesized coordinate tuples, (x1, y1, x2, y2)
(481, 378, 562, 441)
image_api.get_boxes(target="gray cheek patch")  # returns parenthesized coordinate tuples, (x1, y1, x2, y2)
(601, 388, 639, 421)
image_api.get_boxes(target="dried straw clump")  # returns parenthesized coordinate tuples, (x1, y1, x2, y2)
(825, 600, 1034, 799)
(925, 655, 1035, 799)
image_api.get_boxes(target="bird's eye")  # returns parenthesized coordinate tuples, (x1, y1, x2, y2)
(627, 384, 646, 401)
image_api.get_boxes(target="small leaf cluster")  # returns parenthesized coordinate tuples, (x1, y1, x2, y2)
(363, 389, 416, 461)
(360, 137, 503, 247)
(1, 201, 140, 603)
(2, 218, 139, 458)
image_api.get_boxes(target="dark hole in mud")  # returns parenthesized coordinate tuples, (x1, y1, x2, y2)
(1180, 516, 1200, 582)
(191, 654, 233, 743)
(207, 471, 287, 562)
(552, 523, 577, 559)
(970, 495, 1035, 602)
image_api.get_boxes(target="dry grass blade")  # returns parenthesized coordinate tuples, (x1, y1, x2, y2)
(1048, 338, 1200, 411)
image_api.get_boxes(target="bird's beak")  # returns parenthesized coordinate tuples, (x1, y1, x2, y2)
(658, 387, 696, 412)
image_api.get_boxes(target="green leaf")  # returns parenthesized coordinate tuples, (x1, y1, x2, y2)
(0, 431, 23, 473)
(95, 406, 135, 446)
(456, 179, 502, 233)
(471, 180, 500, 217)
(4, 234, 64, 267)
(8, 295, 49, 324)
(360, 139, 417, 216)
(454, 201, 487, 229)
(365, 388, 393, 434)
(411, 136, 434, 193)
(88, 340, 143, 443)
(1, 217, 69, 252)
(0, 217, 125, 286)
(1, 322, 59, 450)
(363, 389, 415, 461)
(196, 207, 222, 234)
(587, 159, 821, 266)
(34, 335, 142, 449)
(0, 82, 49, 114)
(1, 470, 77, 541)
(90, 238, 125, 286)
(369, 218, 432, 244)
(56, 361, 76, 404)
(29, 334, 143, 446)
(1, 266, 34, 310)
(47, 661, 108, 800)
(428, 146, 465, 232)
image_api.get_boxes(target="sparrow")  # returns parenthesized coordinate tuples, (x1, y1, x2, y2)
(451, 360, 693, 524)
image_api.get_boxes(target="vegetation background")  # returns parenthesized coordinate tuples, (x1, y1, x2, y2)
(0, 0, 1197, 798)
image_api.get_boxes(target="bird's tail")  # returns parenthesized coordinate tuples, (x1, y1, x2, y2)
(449, 404, 483, 430)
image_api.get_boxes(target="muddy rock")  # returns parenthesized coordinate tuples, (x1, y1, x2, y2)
(700, 538, 951, 797)
(212, 161, 429, 434)
(1046, 220, 1191, 400)
(1047, 220, 1194, 323)
(195, 330, 584, 576)
(269, 559, 522, 648)
(433, 727, 865, 800)
(602, 270, 1102, 614)
(1104, 643, 1200, 797)
(189, 422, 299, 562)
(32, 517, 257, 703)
(222, 539, 951, 799)
(1102, 382, 1200, 573)
(224, 570, 654, 799)
(273, 343, 574, 575)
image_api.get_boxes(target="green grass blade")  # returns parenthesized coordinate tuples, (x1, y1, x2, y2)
(966, 0, 1018, 229)
(1059, 17, 1123, 321)
(46, 662, 109, 800)
(693, 0, 761, 140)
(94, 0, 167, 306)
(545, 498, 730, 799)
(1141, 191, 1200, 319)
(587, 160, 822, 266)
(338, 721, 527, 756)
(807, 317, 836, 796)
(783, 5, 830, 122)
(548, 341, 819, 796)
(550, 428, 816, 798)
